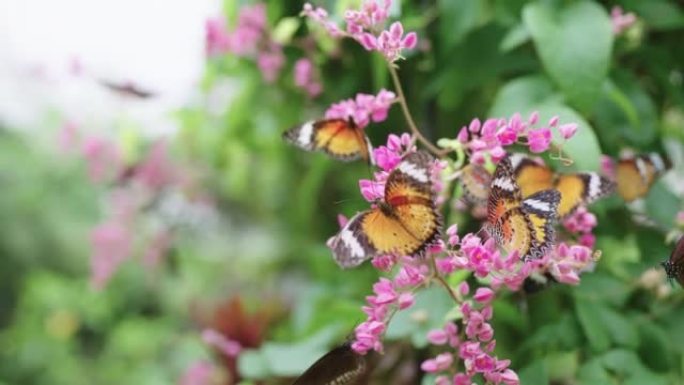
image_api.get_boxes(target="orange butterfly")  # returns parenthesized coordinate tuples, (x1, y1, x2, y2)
(485, 155, 560, 260)
(283, 118, 374, 163)
(615, 153, 671, 202)
(508, 154, 615, 218)
(462, 154, 614, 218)
(329, 151, 441, 268)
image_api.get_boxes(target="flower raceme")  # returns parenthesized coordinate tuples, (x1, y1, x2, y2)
(303, 1, 418, 62)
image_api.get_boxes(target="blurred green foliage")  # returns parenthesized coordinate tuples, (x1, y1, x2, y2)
(1, 0, 684, 384)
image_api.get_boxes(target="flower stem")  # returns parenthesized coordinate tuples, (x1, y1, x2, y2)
(429, 255, 461, 304)
(387, 63, 444, 157)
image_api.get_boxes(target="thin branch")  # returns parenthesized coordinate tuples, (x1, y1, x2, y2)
(387, 63, 445, 157)
(429, 255, 461, 304)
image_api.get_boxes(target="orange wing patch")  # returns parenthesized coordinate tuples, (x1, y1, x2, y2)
(486, 156, 560, 260)
(615, 153, 670, 202)
(330, 151, 441, 268)
(283, 118, 373, 163)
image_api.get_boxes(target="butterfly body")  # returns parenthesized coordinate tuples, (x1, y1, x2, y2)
(615, 153, 671, 202)
(486, 156, 560, 260)
(292, 343, 369, 385)
(284, 119, 373, 163)
(330, 151, 441, 268)
(662, 235, 684, 287)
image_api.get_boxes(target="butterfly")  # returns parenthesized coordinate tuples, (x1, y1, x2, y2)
(329, 151, 441, 268)
(292, 343, 370, 385)
(485, 155, 560, 260)
(615, 153, 671, 202)
(661, 235, 684, 288)
(99, 79, 155, 99)
(283, 118, 374, 163)
(460, 163, 492, 206)
(508, 153, 615, 218)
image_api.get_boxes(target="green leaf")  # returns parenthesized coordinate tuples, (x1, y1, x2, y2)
(438, 0, 488, 51)
(644, 182, 680, 228)
(385, 286, 454, 347)
(601, 349, 642, 376)
(619, 0, 684, 30)
(272, 17, 301, 45)
(598, 308, 639, 348)
(577, 358, 612, 385)
(488, 75, 557, 116)
(489, 76, 603, 170)
(523, 1, 613, 112)
(519, 359, 549, 385)
(237, 350, 269, 379)
(594, 74, 658, 146)
(574, 297, 611, 352)
(637, 321, 672, 372)
(500, 24, 530, 52)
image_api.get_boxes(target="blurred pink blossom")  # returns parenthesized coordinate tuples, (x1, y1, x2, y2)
(134, 140, 176, 190)
(293, 58, 322, 97)
(325, 89, 396, 128)
(90, 221, 132, 290)
(179, 360, 215, 385)
(257, 44, 285, 83)
(611, 6, 637, 35)
(81, 136, 122, 183)
(527, 127, 552, 153)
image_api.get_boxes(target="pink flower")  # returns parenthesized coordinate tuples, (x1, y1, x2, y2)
(473, 287, 495, 303)
(134, 140, 176, 190)
(427, 329, 448, 345)
(325, 90, 396, 128)
(202, 329, 242, 357)
(611, 6, 637, 35)
(179, 360, 215, 385)
(58, 120, 80, 153)
(81, 136, 122, 183)
(294, 58, 322, 97)
(527, 127, 552, 153)
(359, 177, 386, 201)
(600, 155, 616, 179)
(90, 221, 132, 289)
(205, 17, 232, 56)
(302, 3, 343, 37)
(257, 44, 285, 83)
(558, 123, 578, 140)
(421, 353, 454, 373)
(677, 211, 684, 227)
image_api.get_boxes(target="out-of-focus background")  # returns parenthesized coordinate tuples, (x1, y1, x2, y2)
(1, 0, 684, 384)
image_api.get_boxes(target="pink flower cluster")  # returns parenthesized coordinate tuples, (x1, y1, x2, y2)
(302, 1, 418, 62)
(293, 58, 323, 97)
(456, 112, 578, 164)
(325, 89, 396, 128)
(562, 207, 598, 248)
(202, 329, 242, 358)
(424, 283, 519, 385)
(352, 260, 427, 354)
(206, 4, 284, 83)
(179, 360, 216, 385)
(611, 6, 637, 35)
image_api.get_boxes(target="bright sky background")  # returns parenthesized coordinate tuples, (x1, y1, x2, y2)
(0, 0, 218, 136)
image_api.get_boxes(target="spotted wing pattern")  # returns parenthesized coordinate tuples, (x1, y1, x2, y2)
(512, 153, 614, 218)
(330, 151, 441, 268)
(283, 119, 373, 163)
(461, 164, 492, 205)
(486, 155, 560, 260)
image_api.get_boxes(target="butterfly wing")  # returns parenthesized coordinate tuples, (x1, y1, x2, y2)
(510, 153, 554, 198)
(381, 151, 441, 255)
(554, 173, 615, 218)
(487, 155, 523, 229)
(615, 153, 670, 202)
(461, 164, 492, 205)
(663, 236, 684, 288)
(292, 344, 368, 385)
(331, 152, 439, 268)
(283, 119, 373, 163)
(520, 189, 560, 259)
